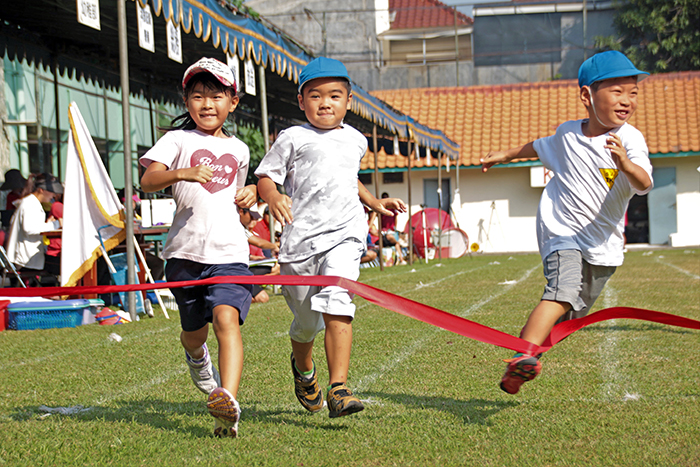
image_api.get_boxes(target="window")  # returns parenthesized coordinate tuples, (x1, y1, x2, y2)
(474, 13, 561, 67)
(383, 172, 404, 184)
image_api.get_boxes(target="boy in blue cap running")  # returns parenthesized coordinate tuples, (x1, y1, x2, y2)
(256, 57, 406, 417)
(481, 50, 654, 394)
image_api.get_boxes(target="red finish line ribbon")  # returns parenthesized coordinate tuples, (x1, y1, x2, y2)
(2, 275, 698, 355)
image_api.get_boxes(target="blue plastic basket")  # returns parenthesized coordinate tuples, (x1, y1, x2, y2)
(8, 299, 95, 331)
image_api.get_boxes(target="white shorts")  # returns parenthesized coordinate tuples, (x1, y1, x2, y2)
(280, 238, 364, 343)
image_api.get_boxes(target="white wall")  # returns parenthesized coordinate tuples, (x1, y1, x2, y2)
(653, 157, 700, 247)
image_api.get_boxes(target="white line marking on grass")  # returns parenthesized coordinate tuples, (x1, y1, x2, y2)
(356, 265, 490, 313)
(0, 323, 179, 372)
(597, 286, 640, 402)
(457, 265, 539, 317)
(355, 339, 425, 392)
(655, 257, 700, 280)
(91, 366, 184, 406)
(360, 262, 462, 284)
(355, 264, 540, 394)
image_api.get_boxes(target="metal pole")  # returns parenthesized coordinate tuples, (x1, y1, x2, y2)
(52, 56, 62, 179)
(118, 0, 137, 321)
(258, 64, 270, 154)
(373, 125, 383, 271)
(437, 151, 442, 261)
(407, 138, 413, 265)
(258, 64, 275, 246)
(34, 68, 44, 173)
(103, 81, 110, 175)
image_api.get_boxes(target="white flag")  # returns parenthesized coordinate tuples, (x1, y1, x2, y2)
(62, 102, 125, 286)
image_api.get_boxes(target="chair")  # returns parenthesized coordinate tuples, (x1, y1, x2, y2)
(0, 245, 26, 287)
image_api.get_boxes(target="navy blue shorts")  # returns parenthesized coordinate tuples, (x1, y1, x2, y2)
(165, 258, 253, 332)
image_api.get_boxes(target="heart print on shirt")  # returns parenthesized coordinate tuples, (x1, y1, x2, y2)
(191, 149, 238, 194)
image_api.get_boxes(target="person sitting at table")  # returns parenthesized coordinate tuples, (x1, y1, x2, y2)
(5, 173, 63, 283)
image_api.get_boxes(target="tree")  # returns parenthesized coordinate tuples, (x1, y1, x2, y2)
(594, 0, 700, 73)
(235, 123, 266, 187)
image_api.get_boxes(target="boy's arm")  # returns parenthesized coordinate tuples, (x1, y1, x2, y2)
(606, 132, 652, 192)
(235, 185, 258, 209)
(358, 181, 407, 216)
(247, 235, 279, 255)
(257, 176, 293, 226)
(481, 142, 538, 172)
(141, 162, 213, 192)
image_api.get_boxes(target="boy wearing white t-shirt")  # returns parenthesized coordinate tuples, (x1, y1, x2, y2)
(481, 51, 654, 395)
(256, 57, 406, 418)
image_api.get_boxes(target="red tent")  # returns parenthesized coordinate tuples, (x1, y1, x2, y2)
(404, 208, 455, 258)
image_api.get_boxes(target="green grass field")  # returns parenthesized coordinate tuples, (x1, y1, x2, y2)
(1, 249, 698, 466)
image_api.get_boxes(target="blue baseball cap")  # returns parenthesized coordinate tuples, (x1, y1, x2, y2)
(298, 57, 350, 93)
(578, 51, 649, 87)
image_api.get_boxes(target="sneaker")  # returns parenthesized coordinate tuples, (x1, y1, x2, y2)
(207, 387, 240, 438)
(327, 383, 364, 418)
(291, 353, 324, 413)
(499, 354, 542, 394)
(185, 343, 221, 395)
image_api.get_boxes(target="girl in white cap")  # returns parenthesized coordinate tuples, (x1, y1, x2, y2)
(140, 57, 256, 438)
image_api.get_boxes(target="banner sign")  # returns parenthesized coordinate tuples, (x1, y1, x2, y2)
(76, 0, 100, 30)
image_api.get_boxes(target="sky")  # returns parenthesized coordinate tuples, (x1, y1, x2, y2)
(440, 0, 504, 16)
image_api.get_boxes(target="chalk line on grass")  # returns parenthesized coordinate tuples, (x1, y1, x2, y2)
(0, 322, 179, 372)
(597, 286, 640, 402)
(655, 257, 700, 280)
(356, 264, 490, 313)
(355, 263, 540, 394)
(457, 264, 539, 318)
(91, 366, 184, 406)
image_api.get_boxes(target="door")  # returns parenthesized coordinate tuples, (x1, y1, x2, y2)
(647, 167, 677, 245)
(423, 178, 451, 212)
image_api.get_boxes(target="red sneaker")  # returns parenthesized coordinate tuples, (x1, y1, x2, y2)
(500, 354, 542, 394)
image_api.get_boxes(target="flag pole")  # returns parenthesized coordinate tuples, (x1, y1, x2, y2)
(118, 0, 137, 321)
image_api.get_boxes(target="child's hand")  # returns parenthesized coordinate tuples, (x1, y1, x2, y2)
(181, 165, 213, 183)
(376, 197, 407, 216)
(268, 193, 293, 226)
(605, 132, 631, 169)
(235, 185, 257, 209)
(480, 151, 508, 172)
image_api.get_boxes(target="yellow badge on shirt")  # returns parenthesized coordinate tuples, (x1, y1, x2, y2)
(599, 168, 619, 189)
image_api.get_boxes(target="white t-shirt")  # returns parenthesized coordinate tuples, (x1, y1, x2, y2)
(254, 123, 368, 262)
(533, 120, 653, 267)
(140, 129, 250, 265)
(6, 194, 60, 269)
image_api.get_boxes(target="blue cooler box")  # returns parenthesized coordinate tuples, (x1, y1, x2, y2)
(8, 299, 104, 331)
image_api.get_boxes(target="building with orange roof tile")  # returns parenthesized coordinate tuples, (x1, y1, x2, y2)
(364, 71, 700, 252)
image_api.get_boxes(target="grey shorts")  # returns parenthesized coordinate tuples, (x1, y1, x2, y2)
(280, 238, 364, 343)
(541, 250, 616, 322)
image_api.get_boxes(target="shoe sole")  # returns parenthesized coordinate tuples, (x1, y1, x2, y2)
(207, 387, 240, 423)
(213, 417, 238, 438)
(329, 401, 364, 418)
(500, 358, 541, 394)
